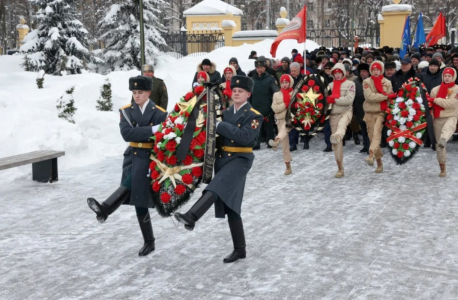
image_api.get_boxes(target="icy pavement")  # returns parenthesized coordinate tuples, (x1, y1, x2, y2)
(2, 137, 458, 300)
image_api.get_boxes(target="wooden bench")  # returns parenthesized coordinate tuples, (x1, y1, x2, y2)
(0, 150, 65, 182)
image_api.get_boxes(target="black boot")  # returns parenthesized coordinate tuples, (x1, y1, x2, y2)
(223, 219, 246, 263)
(87, 186, 129, 223)
(353, 133, 361, 145)
(137, 213, 155, 256)
(174, 192, 216, 231)
(289, 145, 297, 151)
(303, 139, 309, 149)
(323, 145, 332, 152)
(359, 146, 369, 154)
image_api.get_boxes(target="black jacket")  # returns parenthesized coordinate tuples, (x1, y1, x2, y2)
(248, 67, 279, 85)
(248, 72, 279, 116)
(392, 68, 417, 92)
(353, 77, 365, 121)
(419, 68, 443, 93)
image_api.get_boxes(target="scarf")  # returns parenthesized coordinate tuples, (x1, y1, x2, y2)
(434, 81, 455, 118)
(331, 78, 346, 99)
(281, 88, 293, 107)
(224, 79, 232, 98)
(371, 75, 387, 111)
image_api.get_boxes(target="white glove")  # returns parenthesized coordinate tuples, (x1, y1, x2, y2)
(152, 124, 160, 134)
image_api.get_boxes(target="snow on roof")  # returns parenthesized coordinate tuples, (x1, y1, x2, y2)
(184, 0, 243, 16)
(233, 30, 278, 39)
(276, 18, 290, 26)
(377, 14, 384, 21)
(381, 4, 412, 13)
(222, 20, 236, 28)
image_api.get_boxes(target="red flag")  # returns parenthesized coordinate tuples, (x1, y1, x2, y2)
(426, 12, 446, 46)
(270, 6, 307, 58)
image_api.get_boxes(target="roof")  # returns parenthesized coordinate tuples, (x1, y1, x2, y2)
(184, 0, 243, 16)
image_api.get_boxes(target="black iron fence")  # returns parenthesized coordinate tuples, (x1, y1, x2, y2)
(160, 31, 225, 59)
(307, 27, 380, 48)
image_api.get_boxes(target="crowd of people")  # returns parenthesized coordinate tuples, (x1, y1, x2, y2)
(188, 44, 458, 178)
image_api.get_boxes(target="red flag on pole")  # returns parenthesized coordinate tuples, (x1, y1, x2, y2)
(426, 12, 446, 46)
(270, 6, 307, 58)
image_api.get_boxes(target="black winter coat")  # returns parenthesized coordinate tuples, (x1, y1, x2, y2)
(353, 77, 365, 122)
(248, 72, 279, 116)
(420, 69, 443, 93)
(391, 68, 417, 92)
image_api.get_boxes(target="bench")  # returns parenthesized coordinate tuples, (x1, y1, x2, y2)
(0, 150, 65, 182)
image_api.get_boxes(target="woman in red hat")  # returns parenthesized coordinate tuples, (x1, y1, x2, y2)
(429, 67, 458, 177)
(269, 74, 294, 175)
(362, 61, 396, 173)
(218, 65, 236, 108)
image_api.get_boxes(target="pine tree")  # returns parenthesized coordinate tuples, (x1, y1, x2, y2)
(20, 0, 101, 75)
(56, 86, 77, 123)
(36, 70, 45, 89)
(96, 78, 113, 111)
(99, 0, 168, 71)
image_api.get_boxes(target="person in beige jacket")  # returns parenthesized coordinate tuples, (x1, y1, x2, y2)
(362, 61, 396, 173)
(269, 74, 294, 175)
(327, 63, 356, 178)
(429, 67, 458, 177)
(218, 65, 236, 108)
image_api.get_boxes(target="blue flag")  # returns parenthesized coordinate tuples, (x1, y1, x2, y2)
(400, 16, 411, 58)
(413, 13, 426, 49)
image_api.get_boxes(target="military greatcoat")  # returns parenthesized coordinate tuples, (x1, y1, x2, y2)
(119, 101, 167, 208)
(204, 102, 263, 218)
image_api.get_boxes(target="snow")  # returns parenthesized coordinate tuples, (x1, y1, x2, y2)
(233, 30, 278, 38)
(222, 20, 236, 28)
(183, 0, 243, 16)
(280, 6, 286, 12)
(2, 141, 458, 299)
(378, 13, 384, 21)
(381, 4, 412, 13)
(276, 18, 290, 26)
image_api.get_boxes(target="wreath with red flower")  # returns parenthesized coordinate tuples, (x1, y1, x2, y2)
(149, 83, 210, 217)
(291, 76, 328, 134)
(385, 78, 428, 165)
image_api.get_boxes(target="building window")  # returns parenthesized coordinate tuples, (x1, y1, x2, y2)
(309, 3, 314, 11)
(327, 1, 332, 9)
(326, 19, 331, 27)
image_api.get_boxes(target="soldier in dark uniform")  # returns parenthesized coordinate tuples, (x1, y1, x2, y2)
(87, 76, 167, 257)
(174, 75, 263, 264)
(142, 64, 168, 110)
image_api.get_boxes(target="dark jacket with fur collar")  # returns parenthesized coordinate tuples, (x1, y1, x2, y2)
(191, 62, 221, 86)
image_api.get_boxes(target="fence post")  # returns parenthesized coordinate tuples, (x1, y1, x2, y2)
(180, 28, 188, 56)
(222, 24, 235, 47)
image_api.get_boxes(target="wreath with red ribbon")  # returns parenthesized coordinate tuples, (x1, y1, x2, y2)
(385, 78, 428, 165)
(149, 84, 208, 217)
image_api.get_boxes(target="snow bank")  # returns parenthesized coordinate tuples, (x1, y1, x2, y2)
(233, 30, 278, 39)
(0, 38, 319, 182)
(381, 4, 412, 13)
(184, 0, 242, 16)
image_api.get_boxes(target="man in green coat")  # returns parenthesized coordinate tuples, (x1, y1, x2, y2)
(142, 64, 168, 110)
(249, 58, 279, 149)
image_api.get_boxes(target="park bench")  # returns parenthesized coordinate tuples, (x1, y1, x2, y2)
(0, 150, 65, 182)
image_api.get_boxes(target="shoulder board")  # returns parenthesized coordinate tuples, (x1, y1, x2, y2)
(120, 103, 131, 110)
(250, 108, 261, 115)
(155, 105, 166, 112)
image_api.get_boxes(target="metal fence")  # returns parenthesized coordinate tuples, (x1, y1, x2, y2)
(307, 27, 380, 48)
(160, 31, 225, 59)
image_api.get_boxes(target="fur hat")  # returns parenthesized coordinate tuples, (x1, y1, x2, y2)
(129, 76, 152, 91)
(254, 58, 266, 68)
(418, 61, 429, 70)
(331, 63, 346, 77)
(201, 58, 212, 66)
(357, 63, 370, 73)
(231, 75, 254, 93)
(429, 58, 441, 67)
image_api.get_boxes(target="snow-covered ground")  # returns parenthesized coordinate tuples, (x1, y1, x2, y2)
(2, 140, 458, 299)
(0, 39, 318, 183)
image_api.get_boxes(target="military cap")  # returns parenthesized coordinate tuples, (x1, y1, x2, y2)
(129, 75, 153, 91)
(384, 62, 396, 70)
(231, 75, 254, 93)
(142, 64, 154, 72)
(357, 63, 370, 73)
(254, 58, 266, 68)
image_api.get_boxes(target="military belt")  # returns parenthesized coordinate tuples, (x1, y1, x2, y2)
(221, 146, 252, 153)
(129, 142, 154, 149)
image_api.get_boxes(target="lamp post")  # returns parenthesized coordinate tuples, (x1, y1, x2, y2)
(139, 0, 145, 74)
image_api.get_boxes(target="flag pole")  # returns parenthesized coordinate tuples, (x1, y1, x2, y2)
(303, 5, 307, 57)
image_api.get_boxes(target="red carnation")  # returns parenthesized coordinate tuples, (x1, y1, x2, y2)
(313, 85, 320, 92)
(160, 192, 171, 204)
(401, 110, 409, 118)
(402, 143, 410, 150)
(416, 109, 422, 116)
(176, 124, 185, 131)
(174, 104, 180, 112)
(409, 93, 416, 100)
(149, 161, 157, 171)
(398, 102, 407, 109)
(386, 114, 393, 121)
(190, 139, 199, 150)
(185, 111, 190, 118)
(164, 128, 172, 135)
(301, 85, 309, 92)
(295, 102, 300, 109)
(183, 155, 193, 165)
(175, 185, 186, 195)
(304, 124, 311, 130)
(308, 80, 316, 87)
(182, 173, 193, 185)
(152, 181, 160, 192)
(192, 167, 203, 177)
(166, 155, 177, 165)
(390, 120, 397, 127)
(155, 132, 164, 142)
(194, 86, 204, 95)
(398, 90, 405, 97)
(311, 110, 316, 116)
(406, 121, 413, 128)
(203, 106, 208, 113)
(394, 142, 400, 149)
(165, 140, 177, 152)
(317, 94, 324, 100)
(412, 103, 421, 110)
(405, 85, 412, 91)
(184, 92, 194, 101)
(316, 103, 323, 109)
(151, 170, 160, 180)
(157, 151, 166, 162)
(193, 149, 204, 159)
(196, 131, 207, 144)
(153, 145, 159, 154)
(413, 115, 420, 121)
(397, 151, 404, 158)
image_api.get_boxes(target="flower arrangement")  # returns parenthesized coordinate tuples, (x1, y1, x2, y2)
(149, 84, 208, 217)
(292, 77, 326, 134)
(385, 78, 428, 164)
